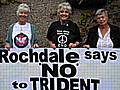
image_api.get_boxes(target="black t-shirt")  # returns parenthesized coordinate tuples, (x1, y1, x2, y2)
(47, 20, 81, 48)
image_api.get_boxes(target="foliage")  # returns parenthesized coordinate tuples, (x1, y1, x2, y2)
(79, 10, 96, 38)
(80, 11, 91, 26)
(0, 0, 20, 5)
(107, 0, 113, 4)
(50, 10, 57, 19)
(0, 37, 4, 48)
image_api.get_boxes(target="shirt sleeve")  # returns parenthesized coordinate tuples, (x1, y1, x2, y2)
(47, 23, 55, 42)
(31, 24, 39, 45)
(74, 23, 82, 42)
(5, 24, 14, 46)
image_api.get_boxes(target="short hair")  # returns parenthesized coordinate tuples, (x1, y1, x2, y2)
(95, 8, 108, 17)
(16, 3, 30, 16)
(57, 2, 72, 14)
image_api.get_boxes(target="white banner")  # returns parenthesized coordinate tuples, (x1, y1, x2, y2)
(0, 48, 120, 90)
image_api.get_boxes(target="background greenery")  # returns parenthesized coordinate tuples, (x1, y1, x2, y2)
(0, 0, 120, 47)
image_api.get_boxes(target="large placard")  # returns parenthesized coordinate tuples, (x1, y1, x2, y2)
(0, 48, 120, 90)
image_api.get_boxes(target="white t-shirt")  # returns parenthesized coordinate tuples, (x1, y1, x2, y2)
(12, 22, 32, 48)
(97, 27, 113, 48)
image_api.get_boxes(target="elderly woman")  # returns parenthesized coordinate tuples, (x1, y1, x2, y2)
(5, 3, 39, 49)
(83, 9, 120, 48)
(47, 2, 81, 48)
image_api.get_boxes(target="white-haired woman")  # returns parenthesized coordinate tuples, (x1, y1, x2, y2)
(47, 2, 81, 48)
(5, 3, 39, 49)
(83, 9, 120, 48)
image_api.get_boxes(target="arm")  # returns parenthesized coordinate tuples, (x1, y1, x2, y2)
(31, 24, 39, 48)
(5, 24, 14, 49)
(47, 23, 56, 48)
(82, 26, 98, 48)
(48, 41, 56, 48)
(69, 23, 82, 48)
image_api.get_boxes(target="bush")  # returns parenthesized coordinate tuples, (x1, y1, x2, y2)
(0, 0, 21, 5)
(66, 0, 113, 8)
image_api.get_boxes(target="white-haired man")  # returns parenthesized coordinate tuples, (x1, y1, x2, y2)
(5, 3, 39, 49)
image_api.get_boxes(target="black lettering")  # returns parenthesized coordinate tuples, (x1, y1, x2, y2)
(0, 49, 9, 63)
(30, 77, 39, 90)
(60, 64, 76, 77)
(39, 49, 48, 62)
(91, 79, 100, 90)
(29, 49, 38, 63)
(12, 81, 18, 89)
(57, 78, 69, 90)
(49, 52, 58, 62)
(93, 51, 100, 59)
(80, 79, 90, 90)
(66, 52, 79, 63)
(40, 78, 49, 90)
(19, 83, 27, 88)
(59, 49, 64, 63)
(109, 52, 117, 60)
(9, 52, 18, 63)
(19, 52, 28, 63)
(42, 64, 58, 77)
(101, 51, 109, 63)
(70, 78, 79, 90)
(50, 78, 55, 90)
(85, 51, 91, 59)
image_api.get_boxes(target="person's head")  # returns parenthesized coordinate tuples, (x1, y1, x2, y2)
(57, 2, 72, 21)
(95, 9, 109, 26)
(16, 3, 30, 24)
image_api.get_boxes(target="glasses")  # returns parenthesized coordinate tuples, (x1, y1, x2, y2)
(60, 10, 69, 13)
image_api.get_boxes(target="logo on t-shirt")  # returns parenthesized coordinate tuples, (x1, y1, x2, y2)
(14, 33, 29, 48)
(57, 30, 69, 47)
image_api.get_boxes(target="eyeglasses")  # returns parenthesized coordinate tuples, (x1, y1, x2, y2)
(60, 10, 69, 13)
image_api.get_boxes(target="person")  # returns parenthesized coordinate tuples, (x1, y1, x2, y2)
(47, 2, 82, 48)
(4, 3, 39, 49)
(83, 8, 120, 48)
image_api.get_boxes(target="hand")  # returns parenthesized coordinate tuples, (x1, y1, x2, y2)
(83, 45, 90, 49)
(50, 43, 56, 48)
(4, 43, 11, 50)
(69, 43, 77, 48)
(32, 44, 39, 48)
(49, 41, 56, 48)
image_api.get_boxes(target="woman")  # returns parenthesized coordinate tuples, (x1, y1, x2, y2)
(47, 2, 81, 48)
(5, 3, 39, 49)
(83, 9, 120, 48)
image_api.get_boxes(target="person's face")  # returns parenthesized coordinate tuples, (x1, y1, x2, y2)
(18, 11, 29, 24)
(59, 9, 70, 21)
(96, 12, 108, 26)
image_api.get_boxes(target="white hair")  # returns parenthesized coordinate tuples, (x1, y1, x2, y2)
(16, 3, 30, 16)
(95, 8, 108, 17)
(57, 2, 72, 14)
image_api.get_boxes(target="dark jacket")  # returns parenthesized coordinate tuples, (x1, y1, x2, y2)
(84, 24, 120, 48)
